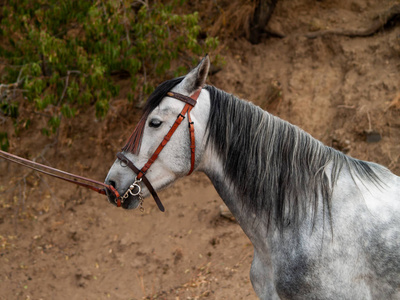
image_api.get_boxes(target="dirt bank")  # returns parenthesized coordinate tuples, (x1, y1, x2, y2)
(1, 0, 399, 299)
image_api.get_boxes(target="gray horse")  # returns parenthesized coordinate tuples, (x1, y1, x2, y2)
(105, 56, 400, 299)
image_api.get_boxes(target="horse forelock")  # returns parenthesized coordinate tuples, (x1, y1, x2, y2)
(122, 76, 185, 154)
(204, 85, 385, 230)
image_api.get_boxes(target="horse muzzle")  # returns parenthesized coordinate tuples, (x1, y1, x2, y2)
(105, 183, 143, 210)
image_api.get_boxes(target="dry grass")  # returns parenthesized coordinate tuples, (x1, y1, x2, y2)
(141, 263, 214, 299)
(387, 92, 400, 111)
(208, 0, 256, 38)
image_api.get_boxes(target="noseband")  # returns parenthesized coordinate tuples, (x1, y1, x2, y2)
(114, 88, 202, 211)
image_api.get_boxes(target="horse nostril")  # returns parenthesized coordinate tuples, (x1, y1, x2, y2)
(108, 180, 117, 189)
(105, 179, 118, 205)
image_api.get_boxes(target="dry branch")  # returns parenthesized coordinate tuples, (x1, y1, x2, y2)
(248, 0, 278, 44)
(306, 4, 400, 39)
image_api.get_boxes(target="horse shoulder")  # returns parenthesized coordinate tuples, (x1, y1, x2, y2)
(264, 169, 400, 299)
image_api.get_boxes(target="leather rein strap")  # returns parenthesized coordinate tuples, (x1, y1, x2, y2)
(0, 149, 120, 199)
(116, 88, 201, 211)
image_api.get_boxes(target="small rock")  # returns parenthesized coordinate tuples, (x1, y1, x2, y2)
(366, 131, 381, 143)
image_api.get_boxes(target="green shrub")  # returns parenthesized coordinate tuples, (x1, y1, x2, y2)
(0, 0, 220, 137)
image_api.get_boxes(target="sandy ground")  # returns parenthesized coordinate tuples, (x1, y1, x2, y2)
(1, 0, 399, 299)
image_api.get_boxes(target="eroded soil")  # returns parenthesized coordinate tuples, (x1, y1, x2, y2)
(1, 0, 399, 299)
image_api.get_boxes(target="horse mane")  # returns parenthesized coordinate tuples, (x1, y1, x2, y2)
(204, 85, 385, 230)
(122, 76, 185, 154)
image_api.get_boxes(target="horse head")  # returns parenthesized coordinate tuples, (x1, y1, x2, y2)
(105, 56, 211, 210)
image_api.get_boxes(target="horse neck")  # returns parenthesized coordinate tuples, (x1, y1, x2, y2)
(198, 86, 384, 236)
(201, 148, 267, 238)
(197, 88, 278, 236)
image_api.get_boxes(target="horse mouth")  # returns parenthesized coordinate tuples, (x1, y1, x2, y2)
(121, 194, 141, 210)
(106, 189, 141, 210)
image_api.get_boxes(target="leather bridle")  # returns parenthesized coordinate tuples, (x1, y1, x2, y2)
(114, 88, 202, 211)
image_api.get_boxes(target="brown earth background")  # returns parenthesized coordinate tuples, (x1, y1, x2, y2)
(1, 0, 400, 299)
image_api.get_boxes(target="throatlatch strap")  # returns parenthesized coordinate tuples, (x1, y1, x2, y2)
(168, 88, 201, 175)
(187, 107, 195, 175)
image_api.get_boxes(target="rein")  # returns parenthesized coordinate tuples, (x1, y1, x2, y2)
(0, 149, 120, 199)
(115, 88, 201, 211)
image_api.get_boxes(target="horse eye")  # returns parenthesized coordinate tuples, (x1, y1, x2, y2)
(149, 119, 162, 128)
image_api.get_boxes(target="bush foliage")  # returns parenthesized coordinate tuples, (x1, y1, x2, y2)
(0, 0, 220, 144)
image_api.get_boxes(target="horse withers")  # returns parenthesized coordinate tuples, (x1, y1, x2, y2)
(105, 56, 400, 299)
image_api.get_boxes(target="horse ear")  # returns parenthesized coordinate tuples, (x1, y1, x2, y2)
(181, 55, 210, 94)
